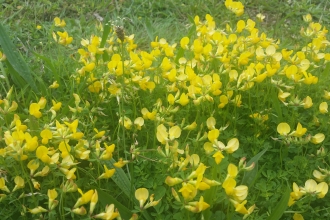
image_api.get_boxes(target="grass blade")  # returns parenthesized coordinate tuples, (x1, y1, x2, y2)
(0, 23, 39, 93)
(267, 186, 290, 220)
(241, 146, 268, 186)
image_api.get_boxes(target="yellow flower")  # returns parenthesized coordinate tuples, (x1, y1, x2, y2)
(93, 128, 105, 139)
(225, 0, 244, 16)
(56, 31, 73, 45)
(319, 102, 328, 114)
(93, 204, 119, 220)
(180, 37, 190, 49)
(230, 199, 249, 214)
(54, 17, 66, 27)
(207, 129, 219, 143)
(167, 93, 175, 105)
(213, 151, 224, 164)
(29, 206, 48, 214)
(227, 163, 238, 179)
(183, 121, 197, 130)
(38, 97, 47, 109)
(222, 177, 236, 195)
(12, 176, 25, 192)
(178, 183, 197, 201)
(88, 80, 102, 93)
(97, 165, 116, 180)
(119, 116, 132, 130)
(0, 178, 10, 193)
(293, 213, 304, 220)
(165, 176, 183, 186)
(113, 158, 129, 168)
(60, 167, 77, 180)
(51, 100, 62, 111)
(323, 90, 330, 100)
(29, 103, 42, 118)
(311, 133, 325, 144)
(313, 169, 327, 182)
(277, 122, 290, 135)
(206, 117, 216, 130)
(141, 108, 157, 120)
(135, 188, 149, 208)
(278, 89, 290, 102)
(256, 13, 265, 22)
(36, 25, 42, 30)
(48, 189, 58, 210)
(31, 178, 40, 190)
(291, 122, 307, 137)
(218, 95, 229, 108)
(36, 146, 59, 164)
(65, 119, 79, 133)
(40, 129, 52, 144)
(301, 179, 328, 198)
(100, 143, 115, 160)
(177, 93, 189, 106)
(303, 96, 313, 109)
(134, 117, 144, 130)
(74, 189, 95, 208)
(185, 196, 210, 213)
(303, 14, 312, 22)
(224, 138, 239, 153)
(72, 206, 87, 215)
(90, 190, 98, 214)
(34, 166, 50, 177)
(49, 81, 59, 88)
(156, 124, 181, 144)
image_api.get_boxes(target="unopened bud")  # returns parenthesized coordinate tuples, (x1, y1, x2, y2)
(72, 206, 87, 215)
(171, 188, 181, 202)
(157, 146, 166, 157)
(165, 176, 183, 186)
(317, 147, 327, 157)
(202, 177, 221, 186)
(238, 157, 246, 169)
(243, 162, 255, 171)
(198, 132, 208, 142)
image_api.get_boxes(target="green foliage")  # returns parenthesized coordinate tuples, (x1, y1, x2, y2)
(1, 0, 330, 220)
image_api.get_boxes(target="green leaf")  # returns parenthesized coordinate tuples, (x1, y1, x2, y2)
(103, 159, 153, 220)
(267, 186, 290, 220)
(0, 23, 39, 93)
(241, 146, 268, 187)
(271, 89, 282, 123)
(100, 21, 111, 62)
(104, 159, 132, 198)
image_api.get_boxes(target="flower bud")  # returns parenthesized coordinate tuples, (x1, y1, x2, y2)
(165, 176, 183, 186)
(171, 188, 181, 202)
(28, 206, 48, 214)
(72, 206, 87, 215)
(311, 133, 325, 144)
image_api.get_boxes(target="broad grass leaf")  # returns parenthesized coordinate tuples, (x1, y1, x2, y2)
(104, 159, 153, 220)
(0, 23, 39, 93)
(100, 21, 111, 62)
(267, 186, 290, 220)
(241, 146, 268, 186)
(96, 187, 132, 219)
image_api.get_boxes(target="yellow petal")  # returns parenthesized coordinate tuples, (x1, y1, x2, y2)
(135, 188, 149, 207)
(169, 126, 181, 140)
(277, 122, 290, 135)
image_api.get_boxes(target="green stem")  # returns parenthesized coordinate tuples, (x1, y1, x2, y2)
(19, 160, 37, 206)
(0, 61, 10, 92)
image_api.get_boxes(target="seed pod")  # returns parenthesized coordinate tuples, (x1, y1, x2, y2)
(115, 26, 125, 42)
